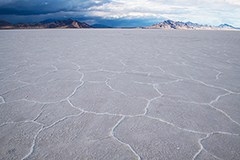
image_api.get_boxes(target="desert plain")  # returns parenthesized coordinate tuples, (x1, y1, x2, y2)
(0, 29, 240, 159)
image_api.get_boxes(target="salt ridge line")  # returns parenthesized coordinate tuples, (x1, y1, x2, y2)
(1, 60, 238, 158)
(3, 58, 236, 159)
(110, 116, 142, 160)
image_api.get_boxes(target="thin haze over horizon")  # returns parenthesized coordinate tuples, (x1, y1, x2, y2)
(0, 0, 239, 28)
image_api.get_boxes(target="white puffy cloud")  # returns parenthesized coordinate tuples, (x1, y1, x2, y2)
(87, 0, 240, 27)
(226, 0, 240, 5)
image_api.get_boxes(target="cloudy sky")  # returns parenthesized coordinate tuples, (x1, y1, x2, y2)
(0, 0, 239, 27)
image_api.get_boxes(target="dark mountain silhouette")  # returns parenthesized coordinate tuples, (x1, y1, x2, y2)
(217, 23, 235, 29)
(0, 19, 238, 30)
(141, 20, 238, 30)
(0, 19, 93, 29)
(0, 20, 12, 26)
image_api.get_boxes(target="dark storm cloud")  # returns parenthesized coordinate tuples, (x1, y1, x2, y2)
(0, 0, 239, 27)
(0, 0, 110, 15)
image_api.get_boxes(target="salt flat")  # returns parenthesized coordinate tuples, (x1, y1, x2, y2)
(0, 29, 239, 159)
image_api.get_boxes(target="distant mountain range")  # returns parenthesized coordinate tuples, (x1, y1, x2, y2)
(140, 20, 238, 30)
(0, 19, 238, 30)
(0, 19, 93, 29)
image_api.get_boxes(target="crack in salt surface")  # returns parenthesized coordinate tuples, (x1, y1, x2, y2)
(19, 62, 86, 159)
(110, 116, 141, 160)
(18, 80, 31, 85)
(143, 84, 163, 115)
(192, 133, 223, 160)
(21, 109, 84, 159)
(192, 131, 239, 160)
(213, 69, 222, 80)
(178, 93, 240, 127)
(1, 84, 29, 97)
(0, 67, 30, 82)
(33, 70, 56, 83)
(105, 79, 128, 97)
(124, 80, 163, 116)
(184, 75, 240, 126)
(0, 96, 5, 104)
(21, 126, 44, 160)
(209, 103, 240, 126)
(188, 75, 235, 94)
(65, 63, 85, 112)
(144, 115, 207, 134)
(51, 64, 58, 71)
(192, 134, 211, 160)
(208, 93, 240, 126)
(119, 59, 127, 67)
(23, 98, 61, 105)
(143, 97, 161, 115)
(0, 117, 44, 160)
(0, 119, 42, 128)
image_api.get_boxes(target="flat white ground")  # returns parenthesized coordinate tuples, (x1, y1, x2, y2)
(0, 29, 240, 160)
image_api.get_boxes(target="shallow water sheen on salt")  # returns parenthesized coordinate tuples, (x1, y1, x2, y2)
(0, 29, 240, 160)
